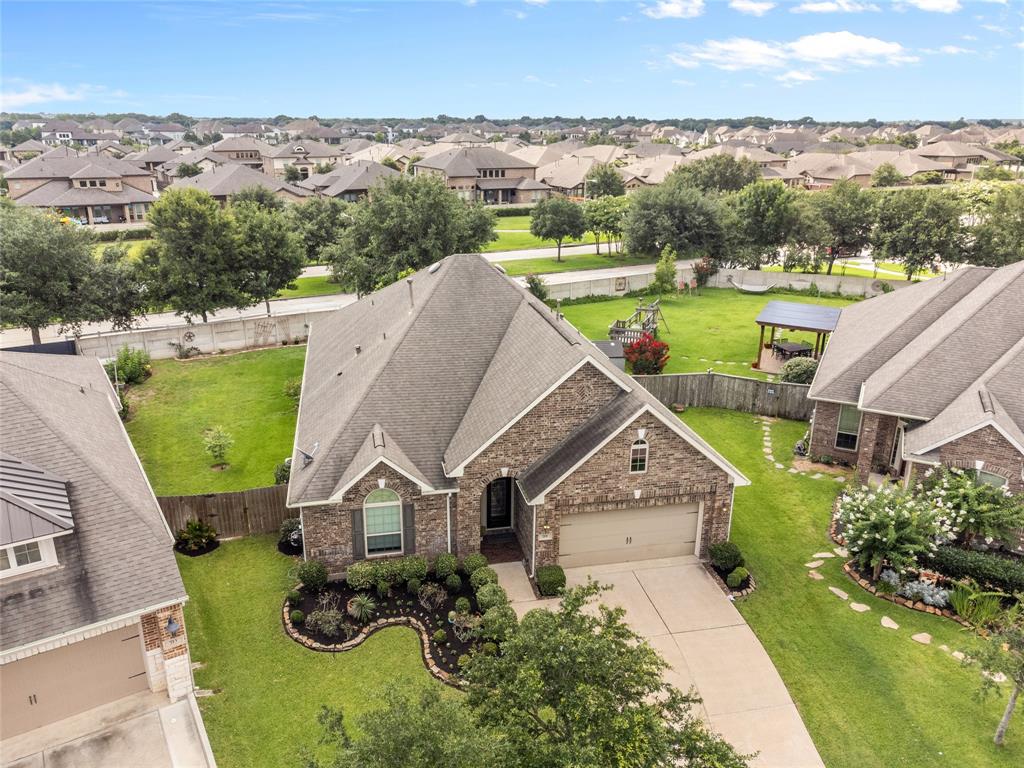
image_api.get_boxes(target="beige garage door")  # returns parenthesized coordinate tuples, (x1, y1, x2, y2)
(558, 502, 700, 568)
(0, 623, 149, 739)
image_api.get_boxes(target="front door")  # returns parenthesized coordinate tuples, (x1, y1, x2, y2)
(485, 477, 513, 530)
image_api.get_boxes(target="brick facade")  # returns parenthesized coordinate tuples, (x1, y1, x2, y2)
(302, 363, 739, 573)
(809, 401, 898, 482)
(140, 603, 193, 701)
(936, 425, 1023, 494)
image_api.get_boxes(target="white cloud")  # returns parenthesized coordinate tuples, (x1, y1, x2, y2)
(793, 1, 878, 12)
(642, 0, 705, 19)
(0, 81, 127, 109)
(962, 34, 977, 40)
(672, 78, 696, 86)
(524, 0, 548, 5)
(729, 0, 775, 15)
(523, 74, 556, 87)
(902, 0, 960, 12)
(939, 44, 973, 53)
(668, 30, 918, 77)
(776, 70, 820, 86)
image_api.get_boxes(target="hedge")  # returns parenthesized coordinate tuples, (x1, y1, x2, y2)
(536, 565, 566, 596)
(929, 546, 1024, 594)
(94, 228, 152, 242)
(493, 206, 534, 217)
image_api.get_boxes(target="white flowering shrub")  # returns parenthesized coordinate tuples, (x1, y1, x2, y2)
(918, 467, 1024, 548)
(837, 484, 945, 580)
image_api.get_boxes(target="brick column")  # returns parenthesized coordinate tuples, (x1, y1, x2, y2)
(141, 604, 193, 701)
(856, 412, 881, 485)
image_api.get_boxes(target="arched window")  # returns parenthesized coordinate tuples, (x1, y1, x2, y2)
(630, 439, 648, 474)
(364, 488, 403, 556)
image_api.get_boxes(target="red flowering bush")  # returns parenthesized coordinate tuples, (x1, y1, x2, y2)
(624, 333, 670, 374)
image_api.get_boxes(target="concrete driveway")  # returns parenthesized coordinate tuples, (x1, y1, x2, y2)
(495, 557, 823, 768)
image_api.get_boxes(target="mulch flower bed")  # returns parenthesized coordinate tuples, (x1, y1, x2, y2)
(174, 539, 220, 557)
(283, 576, 487, 682)
(704, 563, 757, 598)
(841, 561, 971, 627)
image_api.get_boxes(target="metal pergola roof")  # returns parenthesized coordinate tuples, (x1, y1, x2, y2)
(755, 301, 842, 333)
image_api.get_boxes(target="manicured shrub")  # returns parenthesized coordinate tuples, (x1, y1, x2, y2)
(298, 559, 329, 593)
(174, 519, 217, 553)
(283, 376, 302, 406)
(434, 553, 459, 580)
(203, 426, 234, 466)
(726, 567, 749, 589)
(457, 654, 472, 669)
(470, 566, 499, 592)
(536, 565, 566, 596)
(480, 641, 498, 656)
(481, 605, 518, 642)
(104, 345, 151, 386)
(780, 357, 818, 384)
(398, 555, 429, 583)
(273, 460, 291, 485)
(919, 466, 1024, 547)
(306, 609, 350, 638)
(406, 578, 421, 595)
(375, 581, 390, 599)
(624, 332, 670, 375)
(418, 583, 447, 611)
(445, 573, 463, 593)
(526, 273, 549, 301)
(432, 629, 447, 644)
(279, 517, 302, 547)
(290, 609, 305, 625)
(347, 594, 377, 623)
(346, 561, 377, 591)
(286, 590, 302, 606)
(455, 596, 471, 614)
(929, 546, 1024, 594)
(462, 553, 488, 575)
(708, 541, 743, 572)
(475, 582, 509, 612)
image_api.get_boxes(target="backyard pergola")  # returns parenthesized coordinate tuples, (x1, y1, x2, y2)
(753, 300, 842, 371)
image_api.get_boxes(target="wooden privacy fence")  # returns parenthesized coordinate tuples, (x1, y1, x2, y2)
(635, 372, 813, 421)
(158, 484, 292, 539)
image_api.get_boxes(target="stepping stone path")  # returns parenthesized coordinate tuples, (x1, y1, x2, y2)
(881, 616, 899, 630)
(774, 462, 784, 469)
(911, 632, 932, 645)
(952, 651, 965, 661)
(850, 603, 870, 613)
(810, 472, 824, 479)
(833, 547, 849, 557)
(812, 552, 835, 559)
(834, 476, 846, 483)
(983, 671, 1007, 683)
(829, 586, 849, 600)
(808, 570, 824, 581)
(788, 467, 798, 473)
(805, 560, 824, 568)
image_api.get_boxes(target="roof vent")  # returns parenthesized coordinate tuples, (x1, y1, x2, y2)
(428, 262, 441, 274)
(493, 264, 507, 274)
(979, 388, 994, 414)
(407, 277, 415, 309)
(355, 344, 361, 355)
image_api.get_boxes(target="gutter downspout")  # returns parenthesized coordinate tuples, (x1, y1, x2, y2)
(446, 493, 452, 554)
(530, 505, 537, 578)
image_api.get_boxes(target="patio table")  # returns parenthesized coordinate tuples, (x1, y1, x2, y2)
(773, 341, 814, 359)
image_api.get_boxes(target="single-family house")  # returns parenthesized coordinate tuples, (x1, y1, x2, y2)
(413, 147, 548, 204)
(0, 352, 195, 738)
(786, 153, 875, 189)
(263, 140, 344, 179)
(287, 254, 749, 576)
(807, 262, 1024, 492)
(169, 163, 311, 204)
(298, 160, 400, 201)
(535, 156, 599, 198)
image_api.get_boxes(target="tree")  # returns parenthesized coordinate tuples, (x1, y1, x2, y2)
(584, 195, 627, 255)
(203, 426, 234, 466)
(0, 207, 100, 344)
(585, 163, 625, 198)
(283, 164, 303, 183)
(812, 179, 873, 274)
(529, 196, 586, 262)
(669, 155, 760, 193)
(625, 333, 671, 374)
(287, 196, 354, 263)
(911, 171, 943, 185)
(465, 581, 750, 768)
(975, 162, 1016, 181)
(525, 273, 548, 301)
(968, 184, 1024, 267)
(380, 157, 400, 171)
(732, 180, 801, 268)
(971, 606, 1024, 747)
(301, 687, 510, 768)
(141, 187, 243, 322)
(651, 245, 678, 294)
(231, 202, 306, 314)
(176, 162, 203, 178)
(623, 182, 729, 261)
(230, 184, 285, 211)
(871, 163, 906, 188)
(93, 242, 149, 331)
(871, 188, 963, 279)
(329, 175, 495, 294)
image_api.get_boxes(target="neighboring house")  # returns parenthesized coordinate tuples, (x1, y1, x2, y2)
(144, 123, 188, 142)
(298, 160, 400, 201)
(39, 120, 80, 146)
(807, 262, 1024, 492)
(686, 143, 787, 169)
(786, 153, 875, 189)
(207, 136, 274, 169)
(170, 163, 312, 204)
(126, 145, 182, 175)
(413, 147, 548, 204)
(535, 156, 598, 198)
(263, 140, 344, 179)
(0, 352, 194, 739)
(287, 254, 749, 577)
(11, 140, 47, 161)
(911, 140, 1001, 173)
(6, 147, 158, 224)
(621, 142, 683, 161)
(511, 140, 582, 168)
(619, 155, 689, 191)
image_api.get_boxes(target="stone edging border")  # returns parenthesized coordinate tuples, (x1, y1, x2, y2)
(840, 561, 971, 628)
(702, 562, 757, 598)
(281, 595, 464, 688)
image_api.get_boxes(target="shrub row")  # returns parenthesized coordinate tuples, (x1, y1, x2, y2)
(94, 227, 152, 242)
(346, 556, 429, 591)
(493, 206, 534, 217)
(929, 546, 1024, 594)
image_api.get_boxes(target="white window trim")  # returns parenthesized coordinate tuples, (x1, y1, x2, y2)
(0, 538, 59, 579)
(835, 405, 862, 452)
(363, 492, 404, 558)
(629, 439, 649, 474)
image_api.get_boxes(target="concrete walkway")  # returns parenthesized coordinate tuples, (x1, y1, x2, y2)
(1, 691, 214, 768)
(496, 557, 823, 768)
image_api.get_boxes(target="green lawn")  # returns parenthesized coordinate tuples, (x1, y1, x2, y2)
(499, 252, 657, 277)
(483, 230, 598, 252)
(92, 238, 153, 260)
(679, 408, 1023, 768)
(125, 347, 306, 495)
(179, 537, 436, 768)
(560, 289, 855, 379)
(273, 275, 344, 300)
(763, 260, 936, 281)
(494, 215, 532, 230)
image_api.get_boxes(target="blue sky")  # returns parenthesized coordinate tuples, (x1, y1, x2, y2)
(2, 0, 1021, 120)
